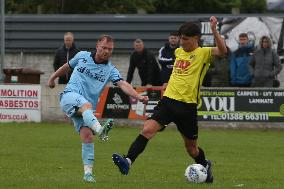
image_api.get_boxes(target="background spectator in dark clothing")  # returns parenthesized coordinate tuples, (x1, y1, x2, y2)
(126, 39, 161, 86)
(202, 70, 213, 87)
(202, 36, 228, 87)
(158, 32, 179, 86)
(209, 46, 231, 87)
(53, 32, 79, 84)
(249, 36, 282, 87)
(229, 33, 254, 87)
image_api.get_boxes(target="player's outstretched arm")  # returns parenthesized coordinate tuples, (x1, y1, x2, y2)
(116, 80, 148, 104)
(210, 16, 227, 56)
(47, 63, 71, 88)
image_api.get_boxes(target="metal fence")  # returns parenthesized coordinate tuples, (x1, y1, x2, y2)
(5, 14, 194, 54)
(4, 14, 284, 54)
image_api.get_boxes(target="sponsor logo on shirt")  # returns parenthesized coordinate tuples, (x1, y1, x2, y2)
(173, 60, 191, 75)
(77, 66, 106, 82)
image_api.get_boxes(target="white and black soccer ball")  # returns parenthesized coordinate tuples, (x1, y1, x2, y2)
(184, 164, 207, 183)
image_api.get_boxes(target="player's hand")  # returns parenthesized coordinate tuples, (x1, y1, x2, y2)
(209, 16, 218, 31)
(138, 95, 149, 104)
(47, 79, 55, 88)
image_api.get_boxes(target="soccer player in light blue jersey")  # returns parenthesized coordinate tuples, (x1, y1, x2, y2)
(48, 34, 148, 183)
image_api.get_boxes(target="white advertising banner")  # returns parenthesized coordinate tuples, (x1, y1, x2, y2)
(0, 85, 41, 122)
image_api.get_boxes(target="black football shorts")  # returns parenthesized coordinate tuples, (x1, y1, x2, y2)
(149, 96, 198, 140)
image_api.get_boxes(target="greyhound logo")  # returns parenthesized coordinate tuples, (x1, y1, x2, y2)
(112, 93, 122, 104)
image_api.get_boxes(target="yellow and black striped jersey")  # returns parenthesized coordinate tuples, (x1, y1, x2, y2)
(164, 47, 212, 105)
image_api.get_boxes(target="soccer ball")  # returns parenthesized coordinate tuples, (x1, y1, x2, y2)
(184, 164, 207, 183)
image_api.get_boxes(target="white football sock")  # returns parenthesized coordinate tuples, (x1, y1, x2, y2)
(84, 164, 93, 175)
(126, 158, 132, 165)
(90, 121, 103, 134)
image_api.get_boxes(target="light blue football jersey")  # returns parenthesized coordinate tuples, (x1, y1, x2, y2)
(64, 51, 122, 109)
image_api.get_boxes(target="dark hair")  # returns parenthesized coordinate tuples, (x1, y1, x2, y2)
(178, 22, 201, 37)
(170, 31, 179, 36)
(260, 35, 271, 48)
(239, 33, 248, 38)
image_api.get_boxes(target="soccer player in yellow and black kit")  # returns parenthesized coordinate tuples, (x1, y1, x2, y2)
(112, 16, 227, 183)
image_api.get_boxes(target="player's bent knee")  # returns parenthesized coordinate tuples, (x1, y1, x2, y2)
(80, 103, 93, 111)
(141, 129, 154, 139)
(141, 120, 160, 139)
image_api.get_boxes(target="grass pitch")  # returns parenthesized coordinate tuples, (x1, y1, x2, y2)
(0, 122, 283, 189)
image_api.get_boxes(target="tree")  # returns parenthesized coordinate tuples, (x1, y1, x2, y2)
(240, 0, 266, 13)
(5, 0, 156, 14)
(153, 0, 266, 14)
(5, 0, 266, 14)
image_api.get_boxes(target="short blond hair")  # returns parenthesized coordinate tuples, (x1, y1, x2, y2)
(64, 32, 74, 38)
(97, 34, 114, 43)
